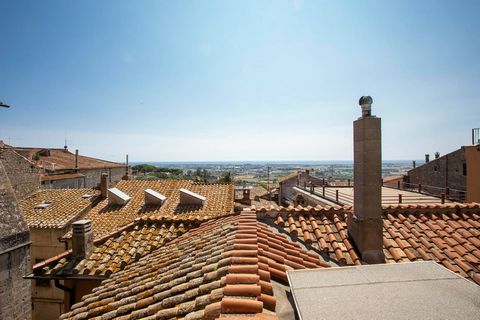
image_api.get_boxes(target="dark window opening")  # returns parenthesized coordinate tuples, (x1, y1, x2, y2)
(462, 163, 467, 176)
(434, 166, 438, 172)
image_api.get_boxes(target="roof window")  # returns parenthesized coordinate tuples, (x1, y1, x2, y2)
(81, 192, 94, 199)
(107, 188, 131, 205)
(35, 201, 52, 209)
(179, 188, 206, 205)
(144, 188, 167, 205)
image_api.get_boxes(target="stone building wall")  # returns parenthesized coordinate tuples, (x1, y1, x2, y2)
(279, 170, 325, 205)
(0, 160, 32, 320)
(0, 148, 40, 200)
(42, 177, 85, 189)
(78, 167, 126, 188)
(407, 148, 466, 195)
(0, 246, 31, 320)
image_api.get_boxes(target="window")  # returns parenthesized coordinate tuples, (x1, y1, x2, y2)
(462, 163, 467, 176)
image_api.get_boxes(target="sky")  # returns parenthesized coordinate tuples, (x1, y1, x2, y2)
(0, 0, 479, 162)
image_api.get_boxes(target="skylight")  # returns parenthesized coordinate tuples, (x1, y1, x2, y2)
(107, 188, 131, 205)
(144, 188, 167, 205)
(179, 188, 206, 205)
(35, 201, 52, 209)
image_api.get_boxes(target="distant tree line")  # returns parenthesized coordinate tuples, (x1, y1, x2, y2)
(132, 164, 232, 183)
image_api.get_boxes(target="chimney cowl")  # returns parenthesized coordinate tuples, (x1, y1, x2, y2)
(359, 96, 373, 117)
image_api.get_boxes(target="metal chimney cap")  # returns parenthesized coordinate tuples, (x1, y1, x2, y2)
(359, 96, 373, 117)
(359, 96, 373, 106)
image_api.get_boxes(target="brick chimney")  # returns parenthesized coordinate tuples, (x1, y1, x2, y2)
(72, 220, 93, 260)
(75, 149, 79, 169)
(100, 173, 109, 198)
(347, 96, 385, 264)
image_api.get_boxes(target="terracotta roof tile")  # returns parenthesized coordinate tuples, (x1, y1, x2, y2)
(59, 212, 329, 319)
(13, 147, 125, 170)
(65, 179, 234, 240)
(254, 203, 480, 284)
(18, 188, 99, 228)
(34, 216, 202, 277)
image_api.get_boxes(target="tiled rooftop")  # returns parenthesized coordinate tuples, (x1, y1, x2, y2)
(59, 211, 330, 320)
(254, 203, 480, 285)
(68, 179, 234, 240)
(34, 216, 202, 277)
(13, 147, 125, 170)
(18, 189, 99, 229)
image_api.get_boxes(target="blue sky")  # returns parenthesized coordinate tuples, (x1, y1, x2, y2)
(1, 0, 479, 162)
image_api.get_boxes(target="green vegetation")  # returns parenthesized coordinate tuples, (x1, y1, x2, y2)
(132, 164, 215, 182)
(219, 171, 232, 183)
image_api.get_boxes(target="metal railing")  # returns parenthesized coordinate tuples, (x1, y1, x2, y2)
(383, 181, 466, 203)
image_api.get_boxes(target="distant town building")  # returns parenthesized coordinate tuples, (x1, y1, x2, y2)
(234, 185, 277, 210)
(5, 143, 127, 189)
(278, 169, 325, 206)
(406, 144, 480, 202)
(0, 159, 31, 320)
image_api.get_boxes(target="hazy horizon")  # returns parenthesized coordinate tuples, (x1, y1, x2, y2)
(1, 1, 479, 162)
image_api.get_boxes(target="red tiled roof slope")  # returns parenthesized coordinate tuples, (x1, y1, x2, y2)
(255, 203, 480, 285)
(60, 212, 330, 320)
(67, 179, 234, 240)
(18, 188, 99, 228)
(13, 147, 125, 170)
(34, 217, 201, 277)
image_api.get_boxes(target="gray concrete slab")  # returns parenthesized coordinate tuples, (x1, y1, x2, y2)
(287, 261, 480, 320)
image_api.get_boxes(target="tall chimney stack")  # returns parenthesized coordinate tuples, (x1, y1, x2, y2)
(100, 173, 109, 198)
(75, 149, 79, 169)
(72, 220, 93, 260)
(425, 154, 430, 163)
(347, 96, 385, 264)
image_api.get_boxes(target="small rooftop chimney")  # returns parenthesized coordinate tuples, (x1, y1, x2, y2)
(100, 173, 109, 198)
(72, 220, 93, 260)
(75, 149, 79, 169)
(145, 188, 167, 205)
(347, 96, 385, 264)
(412, 160, 416, 169)
(425, 154, 430, 163)
(435, 152, 440, 159)
(179, 188, 206, 205)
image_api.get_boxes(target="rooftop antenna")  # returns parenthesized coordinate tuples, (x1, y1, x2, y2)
(64, 133, 68, 151)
